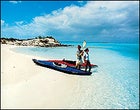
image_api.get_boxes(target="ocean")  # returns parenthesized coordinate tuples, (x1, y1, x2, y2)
(11, 42, 139, 109)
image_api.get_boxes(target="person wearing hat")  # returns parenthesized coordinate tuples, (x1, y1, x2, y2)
(76, 45, 84, 69)
(84, 48, 91, 72)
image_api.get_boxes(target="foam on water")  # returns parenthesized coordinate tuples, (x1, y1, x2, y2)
(11, 43, 139, 109)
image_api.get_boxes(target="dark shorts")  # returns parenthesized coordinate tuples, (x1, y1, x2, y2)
(85, 60, 91, 65)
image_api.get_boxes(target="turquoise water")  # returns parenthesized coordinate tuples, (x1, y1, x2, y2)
(11, 42, 139, 109)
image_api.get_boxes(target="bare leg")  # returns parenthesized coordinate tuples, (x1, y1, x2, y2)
(85, 64, 88, 72)
(89, 65, 91, 72)
(79, 65, 81, 69)
(88, 61, 91, 72)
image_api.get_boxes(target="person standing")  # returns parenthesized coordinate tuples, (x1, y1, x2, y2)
(84, 48, 91, 72)
(76, 45, 84, 69)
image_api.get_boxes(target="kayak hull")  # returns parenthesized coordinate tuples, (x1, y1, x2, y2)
(32, 59, 92, 75)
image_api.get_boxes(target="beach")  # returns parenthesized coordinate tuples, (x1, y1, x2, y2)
(1, 0, 139, 108)
(1, 44, 81, 108)
(1, 44, 139, 109)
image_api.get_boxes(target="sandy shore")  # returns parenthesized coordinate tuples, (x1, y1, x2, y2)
(2, 44, 137, 109)
(1, 44, 87, 109)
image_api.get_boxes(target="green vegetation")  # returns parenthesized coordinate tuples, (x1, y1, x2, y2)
(1, 36, 56, 41)
(35, 36, 55, 39)
(0, 36, 72, 47)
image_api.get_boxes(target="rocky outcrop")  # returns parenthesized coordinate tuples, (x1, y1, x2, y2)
(0, 37, 71, 47)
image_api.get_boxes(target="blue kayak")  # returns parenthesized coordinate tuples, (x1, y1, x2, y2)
(32, 59, 92, 75)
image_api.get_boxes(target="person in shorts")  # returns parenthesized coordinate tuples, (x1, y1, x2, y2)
(84, 48, 91, 72)
(76, 45, 84, 69)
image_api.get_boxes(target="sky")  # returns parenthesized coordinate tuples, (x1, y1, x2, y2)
(1, 1, 139, 43)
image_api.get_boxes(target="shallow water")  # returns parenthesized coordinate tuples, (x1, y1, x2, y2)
(11, 42, 139, 109)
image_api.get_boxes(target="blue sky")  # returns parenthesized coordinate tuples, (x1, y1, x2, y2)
(1, 1, 139, 43)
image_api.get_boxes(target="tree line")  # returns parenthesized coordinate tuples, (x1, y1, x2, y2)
(1, 36, 56, 41)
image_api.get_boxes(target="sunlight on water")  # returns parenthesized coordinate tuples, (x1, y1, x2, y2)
(11, 43, 139, 109)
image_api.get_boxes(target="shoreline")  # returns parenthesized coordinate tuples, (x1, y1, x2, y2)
(1, 44, 82, 108)
(1, 37, 73, 47)
(1, 44, 139, 109)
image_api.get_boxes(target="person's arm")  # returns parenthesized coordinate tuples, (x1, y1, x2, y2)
(80, 50, 84, 56)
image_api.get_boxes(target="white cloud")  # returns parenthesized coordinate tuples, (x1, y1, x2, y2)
(1, 1, 139, 42)
(9, 1, 21, 4)
(15, 21, 24, 25)
(1, 20, 5, 26)
(77, 1, 87, 6)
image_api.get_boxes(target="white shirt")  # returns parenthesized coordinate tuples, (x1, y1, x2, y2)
(84, 52, 89, 61)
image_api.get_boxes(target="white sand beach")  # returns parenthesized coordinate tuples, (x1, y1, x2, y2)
(1, 44, 85, 109)
(1, 44, 139, 109)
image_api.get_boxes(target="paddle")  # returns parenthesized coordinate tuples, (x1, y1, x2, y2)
(80, 40, 86, 56)
(82, 40, 86, 50)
